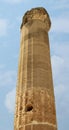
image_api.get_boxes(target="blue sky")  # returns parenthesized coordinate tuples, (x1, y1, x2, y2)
(0, 0, 69, 130)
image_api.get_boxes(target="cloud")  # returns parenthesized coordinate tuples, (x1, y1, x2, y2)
(50, 42, 69, 130)
(0, 19, 8, 37)
(51, 17, 69, 33)
(51, 42, 69, 84)
(51, 55, 64, 80)
(0, 70, 16, 88)
(54, 83, 69, 130)
(5, 88, 16, 113)
(0, 64, 5, 69)
(0, 67, 16, 112)
(54, 83, 69, 120)
(51, 42, 69, 64)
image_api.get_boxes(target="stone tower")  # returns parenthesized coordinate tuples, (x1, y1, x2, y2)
(14, 7, 57, 130)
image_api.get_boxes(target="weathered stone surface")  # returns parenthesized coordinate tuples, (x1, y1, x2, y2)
(14, 7, 57, 130)
(25, 124, 57, 130)
(20, 7, 51, 31)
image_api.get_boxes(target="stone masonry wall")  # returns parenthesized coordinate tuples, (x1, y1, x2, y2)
(14, 7, 57, 130)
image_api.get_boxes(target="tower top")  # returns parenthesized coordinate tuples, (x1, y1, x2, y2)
(21, 7, 51, 31)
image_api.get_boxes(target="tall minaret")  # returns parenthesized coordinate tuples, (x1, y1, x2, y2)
(14, 7, 57, 130)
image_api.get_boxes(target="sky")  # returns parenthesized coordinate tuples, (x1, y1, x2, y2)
(0, 0, 69, 130)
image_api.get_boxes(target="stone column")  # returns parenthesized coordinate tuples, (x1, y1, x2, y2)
(14, 7, 57, 130)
